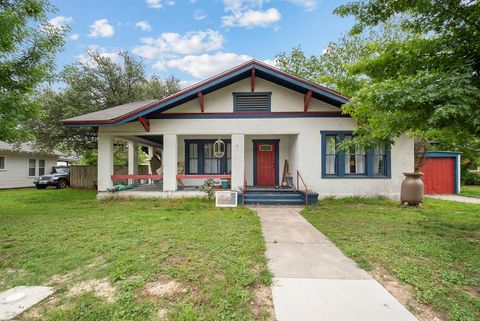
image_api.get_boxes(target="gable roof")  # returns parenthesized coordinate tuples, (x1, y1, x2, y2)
(63, 59, 349, 127)
(0, 141, 64, 157)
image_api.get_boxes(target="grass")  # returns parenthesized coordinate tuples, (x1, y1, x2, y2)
(302, 197, 480, 321)
(461, 185, 480, 199)
(0, 189, 272, 321)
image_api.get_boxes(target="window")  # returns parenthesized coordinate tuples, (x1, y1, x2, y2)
(321, 131, 390, 178)
(185, 140, 232, 175)
(204, 143, 221, 174)
(325, 136, 338, 175)
(344, 136, 366, 175)
(373, 146, 387, 176)
(39, 159, 45, 176)
(233, 92, 271, 112)
(28, 159, 36, 176)
(0, 156, 5, 170)
(188, 143, 199, 174)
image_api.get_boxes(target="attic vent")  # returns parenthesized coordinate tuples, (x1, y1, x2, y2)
(234, 93, 271, 112)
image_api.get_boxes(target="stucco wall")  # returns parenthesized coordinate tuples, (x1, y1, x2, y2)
(0, 152, 58, 189)
(101, 116, 414, 198)
(164, 78, 339, 113)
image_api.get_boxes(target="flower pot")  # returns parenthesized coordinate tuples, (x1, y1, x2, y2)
(400, 172, 424, 206)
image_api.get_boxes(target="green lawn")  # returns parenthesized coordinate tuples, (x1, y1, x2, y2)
(0, 189, 272, 321)
(303, 198, 480, 321)
(461, 185, 480, 199)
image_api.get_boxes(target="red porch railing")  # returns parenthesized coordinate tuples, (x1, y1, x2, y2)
(111, 174, 232, 180)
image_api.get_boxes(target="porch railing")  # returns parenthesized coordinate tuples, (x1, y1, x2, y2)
(111, 174, 232, 180)
(296, 170, 308, 205)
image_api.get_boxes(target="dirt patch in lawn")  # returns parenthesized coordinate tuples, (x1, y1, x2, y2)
(251, 284, 276, 321)
(68, 278, 116, 303)
(371, 267, 446, 321)
(143, 276, 185, 300)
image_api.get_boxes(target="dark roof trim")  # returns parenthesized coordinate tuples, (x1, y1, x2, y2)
(63, 60, 349, 126)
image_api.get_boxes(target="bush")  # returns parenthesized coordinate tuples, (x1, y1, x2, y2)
(462, 171, 480, 185)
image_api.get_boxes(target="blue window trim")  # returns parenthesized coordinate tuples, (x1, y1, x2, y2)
(185, 139, 231, 175)
(252, 139, 280, 186)
(233, 92, 272, 112)
(320, 131, 391, 179)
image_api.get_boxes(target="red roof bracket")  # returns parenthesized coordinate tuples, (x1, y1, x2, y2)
(251, 67, 256, 92)
(197, 92, 205, 113)
(304, 89, 313, 112)
(137, 117, 150, 132)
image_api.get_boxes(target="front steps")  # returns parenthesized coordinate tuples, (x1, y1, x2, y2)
(242, 188, 318, 205)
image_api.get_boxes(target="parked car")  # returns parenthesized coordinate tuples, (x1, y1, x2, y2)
(33, 166, 70, 189)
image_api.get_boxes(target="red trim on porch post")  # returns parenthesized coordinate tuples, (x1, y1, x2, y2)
(197, 92, 205, 112)
(137, 117, 150, 132)
(251, 67, 256, 92)
(304, 89, 313, 112)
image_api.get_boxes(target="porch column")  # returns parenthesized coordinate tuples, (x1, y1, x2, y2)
(127, 141, 138, 185)
(163, 134, 178, 191)
(231, 134, 245, 190)
(97, 132, 114, 192)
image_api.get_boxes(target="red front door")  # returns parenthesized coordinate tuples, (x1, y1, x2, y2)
(256, 143, 276, 186)
(420, 157, 455, 194)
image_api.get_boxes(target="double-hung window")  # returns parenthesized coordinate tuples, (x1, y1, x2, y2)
(39, 159, 46, 176)
(28, 159, 36, 177)
(373, 146, 387, 176)
(344, 135, 366, 175)
(0, 156, 5, 170)
(321, 131, 390, 178)
(185, 140, 232, 175)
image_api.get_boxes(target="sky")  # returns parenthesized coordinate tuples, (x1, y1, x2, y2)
(49, 0, 354, 87)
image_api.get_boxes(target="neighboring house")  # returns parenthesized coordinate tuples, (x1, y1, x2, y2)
(0, 141, 65, 189)
(63, 60, 414, 202)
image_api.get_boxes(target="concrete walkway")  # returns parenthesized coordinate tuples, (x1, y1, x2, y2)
(254, 206, 418, 321)
(426, 194, 480, 204)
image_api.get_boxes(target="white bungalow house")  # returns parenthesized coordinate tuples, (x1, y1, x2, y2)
(0, 141, 67, 189)
(63, 60, 414, 204)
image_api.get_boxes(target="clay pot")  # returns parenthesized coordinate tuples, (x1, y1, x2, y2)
(400, 172, 424, 205)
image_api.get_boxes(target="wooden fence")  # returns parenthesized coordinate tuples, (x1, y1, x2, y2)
(70, 165, 149, 189)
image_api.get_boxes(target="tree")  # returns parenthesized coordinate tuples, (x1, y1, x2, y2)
(0, 0, 65, 141)
(334, 0, 480, 155)
(276, 22, 407, 97)
(31, 50, 181, 156)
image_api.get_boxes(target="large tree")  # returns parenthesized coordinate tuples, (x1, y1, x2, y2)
(276, 22, 407, 96)
(0, 0, 65, 141)
(334, 0, 480, 155)
(31, 50, 181, 155)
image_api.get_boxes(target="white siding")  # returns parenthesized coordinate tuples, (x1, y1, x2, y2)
(0, 152, 58, 189)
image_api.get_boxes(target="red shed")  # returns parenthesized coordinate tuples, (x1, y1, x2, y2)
(419, 152, 461, 194)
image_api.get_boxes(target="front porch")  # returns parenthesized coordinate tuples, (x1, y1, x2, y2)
(97, 132, 316, 204)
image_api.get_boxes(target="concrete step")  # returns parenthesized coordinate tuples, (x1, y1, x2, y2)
(245, 193, 304, 199)
(244, 198, 305, 205)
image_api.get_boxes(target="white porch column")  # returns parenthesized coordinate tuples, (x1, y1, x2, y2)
(97, 132, 114, 192)
(231, 134, 245, 190)
(127, 141, 138, 185)
(163, 134, 178, 191)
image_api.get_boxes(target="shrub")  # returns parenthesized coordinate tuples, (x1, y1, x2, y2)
(199, 179, 215, 200)
(462, 171, 480, 185)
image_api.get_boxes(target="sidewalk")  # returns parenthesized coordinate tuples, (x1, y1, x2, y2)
(426, 194, 480, 204)
(254, 206, 418, 321)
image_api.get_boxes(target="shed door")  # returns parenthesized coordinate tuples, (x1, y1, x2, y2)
(420, 158, 455, 194)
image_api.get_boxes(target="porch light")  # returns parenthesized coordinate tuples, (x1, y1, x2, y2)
(213, 138, 225, 158)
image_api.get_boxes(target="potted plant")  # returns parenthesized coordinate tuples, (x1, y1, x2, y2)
(400, 140, 427, 205)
